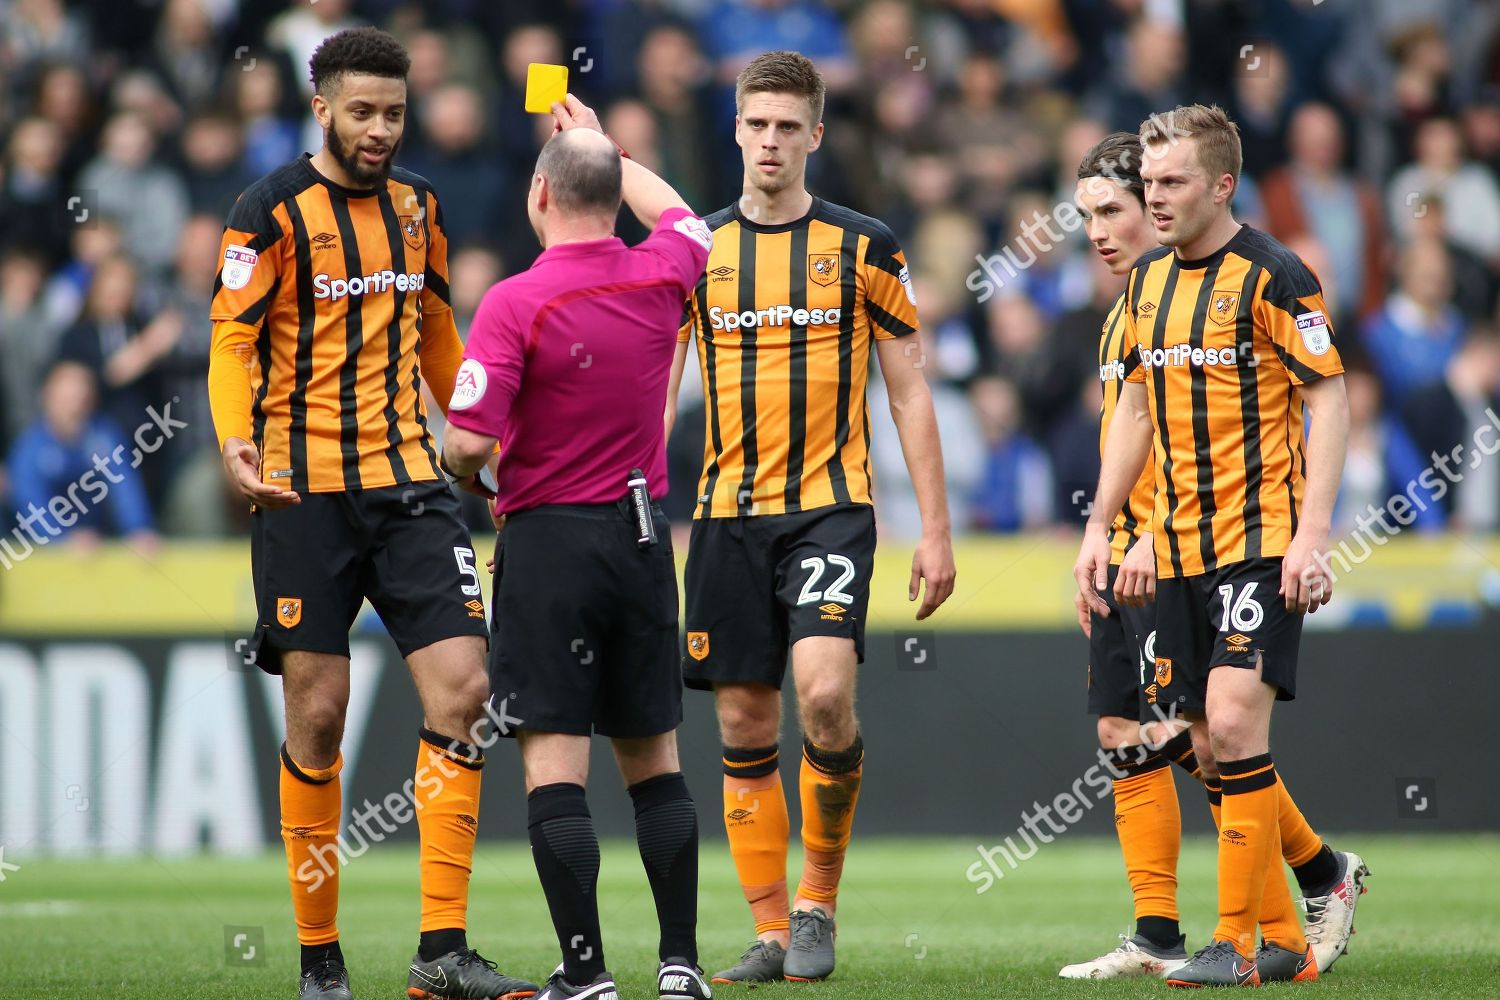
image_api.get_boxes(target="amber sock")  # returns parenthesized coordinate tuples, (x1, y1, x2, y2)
(414, 729, 483, 960)
(723, 745, 790, 935)
(280, 744, 342, 950)
(1212, 754, 1280, 959)
(1106, 746, 1183, 947)
(794, 735, 863, 909)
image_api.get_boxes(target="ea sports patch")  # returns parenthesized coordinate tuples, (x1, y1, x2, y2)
(222, 245, 258, 290)
(1210, 289, 1239, 325)
(808, 253, 840, 287)
(687, 631, 710, 661)
(1296, 310, 1331, 356)
(673, 214, 714, 251)
(450, 358, 486, 410)
(277, 597, 302, 628)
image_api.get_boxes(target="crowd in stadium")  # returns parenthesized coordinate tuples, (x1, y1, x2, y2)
(2, 0, 1499, 544)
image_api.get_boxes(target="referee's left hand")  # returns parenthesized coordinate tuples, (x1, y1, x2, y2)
(910, 534, 956, 620)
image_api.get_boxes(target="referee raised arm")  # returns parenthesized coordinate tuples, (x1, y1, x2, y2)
(440, 97, 715, 1000)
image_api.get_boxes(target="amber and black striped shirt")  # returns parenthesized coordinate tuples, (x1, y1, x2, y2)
(1121, 225, 1344, 577)
(678, 198, 919, 518)
(1097, 292, 1156, 566)
(209, 154, 454, 494)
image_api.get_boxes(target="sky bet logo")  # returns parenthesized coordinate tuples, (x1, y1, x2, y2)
(1137, 343, 1241, 370)
(708, 304, 841, 331)
(313, 269, 425, 302)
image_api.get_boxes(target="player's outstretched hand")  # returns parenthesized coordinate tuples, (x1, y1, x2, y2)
(1073, 522, 1112, 618)
(221, 437, 299, 508)
(1113, 530, 1156, 607)
(1280, 530, 1333, 614)
(551, 93, 602, 134)
(910, 533, 955, 620)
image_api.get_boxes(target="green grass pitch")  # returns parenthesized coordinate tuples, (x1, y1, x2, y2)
(3, 835, 1496, 997)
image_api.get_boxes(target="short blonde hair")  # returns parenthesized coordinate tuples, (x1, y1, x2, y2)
(736, 50, 825, 124)
(1140, 103, 1242, 187)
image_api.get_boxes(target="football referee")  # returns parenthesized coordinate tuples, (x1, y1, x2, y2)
(440, 98, 715, 1000)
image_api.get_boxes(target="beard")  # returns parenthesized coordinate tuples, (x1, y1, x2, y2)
(327, 124, 400, 187)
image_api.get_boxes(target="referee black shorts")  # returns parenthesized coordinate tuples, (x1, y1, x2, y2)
(246, 480, 488, 674)
(489, 501, 681, 739)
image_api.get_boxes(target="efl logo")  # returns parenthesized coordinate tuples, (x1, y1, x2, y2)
(707, 304, 841, 331)
(313, 269, 426, 302)
(1136, 343, 1239, 369)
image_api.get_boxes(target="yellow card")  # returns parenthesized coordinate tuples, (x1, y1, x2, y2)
(525, 63, 568, 114)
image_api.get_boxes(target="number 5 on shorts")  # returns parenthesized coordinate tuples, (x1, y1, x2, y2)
(455, 545, 481, 597)
(797, 554, 857, 606)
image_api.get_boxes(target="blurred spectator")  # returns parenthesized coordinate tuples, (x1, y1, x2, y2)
(1088, 18, 1187, 134)
(76, 112, 189, 277)
(1400, 327, 1500, 530)
(5, 361, 156, 550)
(0, 116, 72, 265)
(0, 246, 63, 444)
(31, 61, 98, 180)
(1232, 39, 1296, 179)
(449, 245, 505, 337)
(700, 0, 855, 94)
(495, 24, 566, 186)
(1262, 103, 1389, 324)
(869, 357, 985, 541)
(54, 253, 183, 493)
(636, 23, 722, 208)
(933, 53, 1048, 226)
(147, 0, 223, 111)
(1362, 236, 1465, 405)
(1, 0, 90, 70)
(179, 111, 257, 218)
(43, 215, 125, 334)
(969, 374, 1053, 532)
(154, 214, 227, 537)
(404, 84, 508, 250)
(985, 290, 1088, 438)
(1335, 368, 1440, 535)
(1387, 116, 1500, 260)
(1407, 192, 1499, 321)
(232, 60, 302, 177)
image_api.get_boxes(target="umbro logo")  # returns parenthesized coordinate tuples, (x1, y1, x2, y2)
(727, 808, 753, 821)
(1138, 302, 1156, 315)
(287, 826, 313, 837)
(458, 814, 477, 830)
(1222, 828, 1247, 846)
(818, 602, 846, 621)
(465, 599, 485, 619)
(709, 265, 736, 281)
(1224, 632, 1252, 652)
(311, 232, 338, 250)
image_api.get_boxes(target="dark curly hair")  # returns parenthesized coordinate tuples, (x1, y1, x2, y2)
(309, 27, 410, 98)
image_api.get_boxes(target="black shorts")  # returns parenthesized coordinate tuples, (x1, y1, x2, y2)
(683, 503, 876, 692)
(1087, 563, 1158, 720)
(489, 502, 680, 739)
(248, 480, 488, 674)
(1152, 557, 1302, 712)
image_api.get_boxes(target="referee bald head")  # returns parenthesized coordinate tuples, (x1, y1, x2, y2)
(528, 127, 622, 246)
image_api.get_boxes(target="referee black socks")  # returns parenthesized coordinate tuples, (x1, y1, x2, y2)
(629, 771, 699, 966)
(527, 782, 605, 983)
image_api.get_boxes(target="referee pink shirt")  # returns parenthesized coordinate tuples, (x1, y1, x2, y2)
(445, 207, 712, 515)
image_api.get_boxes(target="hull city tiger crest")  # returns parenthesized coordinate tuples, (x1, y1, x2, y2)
(277, 597, 302, 628)
(1210, 290, 1239, 325)
(399, 215, 424, 251)
(808, 253, 840, 286)
(1155, 656, 1172, 687)
(687, 631, 710, 661)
